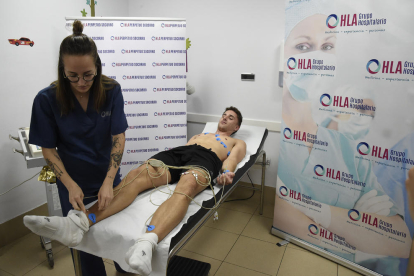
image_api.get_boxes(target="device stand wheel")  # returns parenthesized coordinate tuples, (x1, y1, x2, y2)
(40, 236, 54, 268)
(46, 249, 54, 268)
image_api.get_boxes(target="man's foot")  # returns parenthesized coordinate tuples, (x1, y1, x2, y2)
(23, 210, 89, 247)
(125, 233, 158, 276)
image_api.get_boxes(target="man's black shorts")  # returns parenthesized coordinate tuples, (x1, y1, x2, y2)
(150, 144, 223, 184)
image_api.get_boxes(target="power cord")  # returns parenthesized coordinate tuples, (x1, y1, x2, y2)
(224, 172, 255, 203)
(0, 171, 41, 197)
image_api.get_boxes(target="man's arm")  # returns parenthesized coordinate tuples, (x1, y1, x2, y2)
(217, 139, 246, 185)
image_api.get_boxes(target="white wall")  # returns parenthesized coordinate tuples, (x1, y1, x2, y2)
(129, 0, 285, 187)
(0, 0, 285, 224)
(0, 0, 129, 224)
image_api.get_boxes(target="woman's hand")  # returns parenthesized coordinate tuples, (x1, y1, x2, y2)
(68, 184, 86, 213)
(98, 179, 114, 211)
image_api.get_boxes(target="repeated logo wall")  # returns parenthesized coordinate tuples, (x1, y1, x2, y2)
(66, 19, 187, 176)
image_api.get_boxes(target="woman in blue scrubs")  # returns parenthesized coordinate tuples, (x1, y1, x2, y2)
(29, 20, 128, 275)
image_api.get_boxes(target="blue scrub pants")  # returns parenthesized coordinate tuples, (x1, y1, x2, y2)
(57, 181, 127, 275)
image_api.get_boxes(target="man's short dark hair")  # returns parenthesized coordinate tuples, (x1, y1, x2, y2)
(224, 106, 243, 135)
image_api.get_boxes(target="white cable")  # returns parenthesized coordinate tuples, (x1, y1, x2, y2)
(0, 171, 41, 197)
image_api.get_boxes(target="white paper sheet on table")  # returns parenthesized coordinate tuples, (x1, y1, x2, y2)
(74, 123, 265, 275)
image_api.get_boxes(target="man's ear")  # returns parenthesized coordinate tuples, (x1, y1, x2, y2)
(234, 125, 240, 132)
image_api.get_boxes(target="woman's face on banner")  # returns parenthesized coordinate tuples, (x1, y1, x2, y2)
(285, 14, 337, 57)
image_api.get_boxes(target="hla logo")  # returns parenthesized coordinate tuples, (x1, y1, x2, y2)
(326, 14, 339, 28)
(287, 57, 312, 70)
(308, 224, 319, 235)
(366, 59, 413, 74)
(287, 58, 296, 70)
(151, 36, 156, 41)
(279, 186, 304, 201)
(314, 164, 359, 185)
(121, 49, 126, 54)
(309, 224, 334, 241)
(357, 142, 390, 160)
(283, 128, 316, 143)
(348, 209, 361, 221)
(111, 36, 115, 40)
(326, 14, 359, 28)
(319, 93, 362, 108)
(120, 23, 124, 27)
(279, 186, 288, 197)
(314, 165, 325, 177)
(348, 208, 378, 227)
(162, 49, 166, 54)
(283, 128, 292, 139)
(161, 23, 165, 28)
(320, 94, 332, 107)
(326, 14, 370, 28)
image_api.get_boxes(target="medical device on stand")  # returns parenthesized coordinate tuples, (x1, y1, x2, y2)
(10, 127, 62, 268)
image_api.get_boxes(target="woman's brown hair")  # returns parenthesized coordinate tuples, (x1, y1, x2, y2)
(53, 20, 114, 115)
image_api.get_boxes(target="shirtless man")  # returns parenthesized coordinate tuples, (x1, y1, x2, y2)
(24, 106, 246, 276)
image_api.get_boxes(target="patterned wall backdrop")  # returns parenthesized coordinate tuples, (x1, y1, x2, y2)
(66, 18, 187, 177)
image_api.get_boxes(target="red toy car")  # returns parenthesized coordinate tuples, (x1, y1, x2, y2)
(8, 37, 34, 47)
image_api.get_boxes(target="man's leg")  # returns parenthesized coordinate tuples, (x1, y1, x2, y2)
(23, 162, 171, 246)
(125, 170, 209, 275)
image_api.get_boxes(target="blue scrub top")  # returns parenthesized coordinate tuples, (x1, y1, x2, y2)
(29, 82, 128, 195)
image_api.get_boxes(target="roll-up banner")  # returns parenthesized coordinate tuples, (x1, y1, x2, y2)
(272, 1, 414, 275)
(65, 17, 187, 178)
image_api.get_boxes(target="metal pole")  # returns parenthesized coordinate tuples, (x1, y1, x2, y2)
(260, 151, 266, 215)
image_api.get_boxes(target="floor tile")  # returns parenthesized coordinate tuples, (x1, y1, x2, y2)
(24, 247, 74, 276)
(183, 227, 239, 261)
(176, 249, 222, 276)
(205, 207, 252, 234)
(216, 262, 270, 276)
(0, 204, 48, 249)
(242, 215, 283, 244)
(225, 236, 285, 276)
(221, 185, 260, 214)
(0, 233, 65, 276)
(0, 269, 12, 276)
(277, 248, 337, 276)
(338, 265, 363, 276)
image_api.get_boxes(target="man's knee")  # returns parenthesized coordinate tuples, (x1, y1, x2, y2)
(127, 165, 147, 180)
(175, 175, 205, 198)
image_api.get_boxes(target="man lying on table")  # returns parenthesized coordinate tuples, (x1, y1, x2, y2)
(24, 106, 246, 276)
